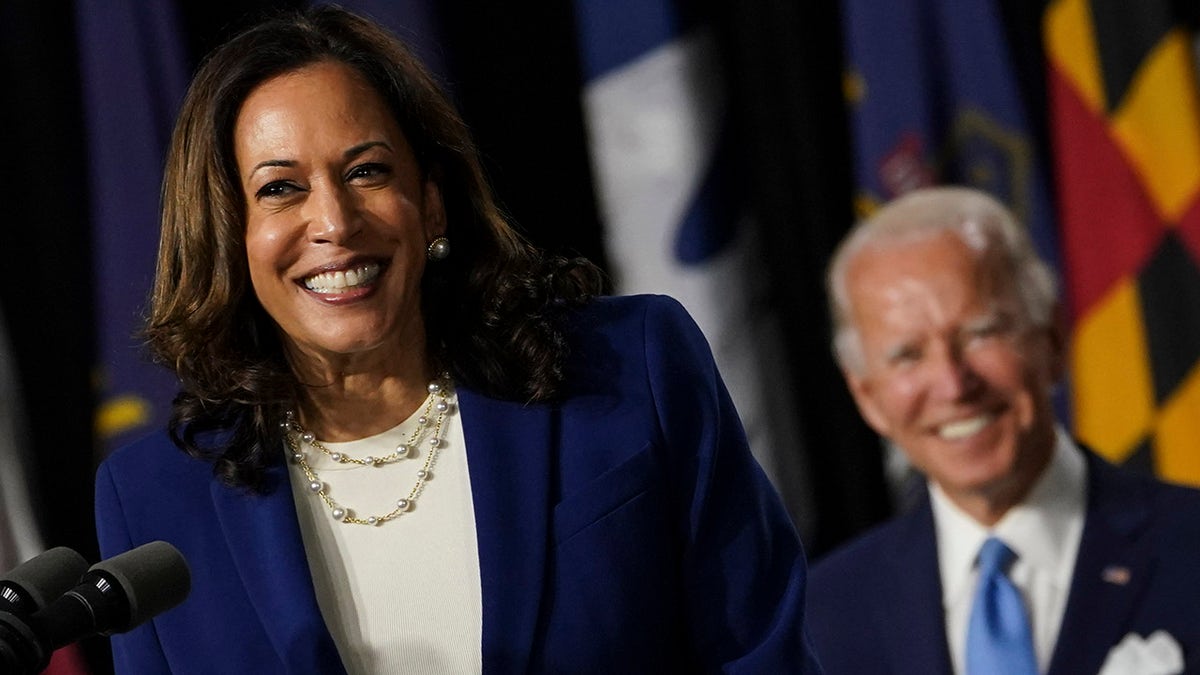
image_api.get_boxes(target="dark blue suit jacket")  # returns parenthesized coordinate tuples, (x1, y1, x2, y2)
(806, 451, 1200, 674)
(95, 295, 821, 674)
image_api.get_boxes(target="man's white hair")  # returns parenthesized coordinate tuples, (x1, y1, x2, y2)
(826, 186, 1059, 373)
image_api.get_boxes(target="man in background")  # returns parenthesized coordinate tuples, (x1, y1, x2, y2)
(807, 186, 1200, 674)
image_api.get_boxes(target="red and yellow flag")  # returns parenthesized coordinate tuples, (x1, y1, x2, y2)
(1045, 0, 1200, 486)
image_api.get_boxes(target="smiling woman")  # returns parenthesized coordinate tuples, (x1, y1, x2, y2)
(92, 6, 821, 674)
(145, 7, 597, 485)
(236, 61, 444, 405)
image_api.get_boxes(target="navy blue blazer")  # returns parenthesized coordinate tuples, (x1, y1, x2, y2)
(806, 451, 1200, 674)
(95, 294, 822, 674)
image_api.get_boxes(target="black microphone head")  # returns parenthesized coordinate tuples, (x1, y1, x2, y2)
(0, 547, 88, 613)
(89, 541, 190, 632)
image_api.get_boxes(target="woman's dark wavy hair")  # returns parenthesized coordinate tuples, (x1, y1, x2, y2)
(146, 5, 603, 491)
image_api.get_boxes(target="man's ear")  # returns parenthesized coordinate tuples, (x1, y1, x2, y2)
(423, 179, 446, 239)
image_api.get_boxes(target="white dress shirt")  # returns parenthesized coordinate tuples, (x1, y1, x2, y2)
(932, 426, 1087, 675)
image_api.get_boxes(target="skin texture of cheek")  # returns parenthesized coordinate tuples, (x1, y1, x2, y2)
(864, 372, 928, 438)
(845, 374, 892, 438)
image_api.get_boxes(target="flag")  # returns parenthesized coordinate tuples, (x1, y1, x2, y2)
(572, 0, 813, 531)
(314, 0, 446, 79)
(75, 0, 190, 454)
(1045, 0, 1200, 486)
(840, 0, 1059, 267)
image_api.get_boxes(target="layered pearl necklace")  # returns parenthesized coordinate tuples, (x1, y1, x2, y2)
(282, 375, 455, 526)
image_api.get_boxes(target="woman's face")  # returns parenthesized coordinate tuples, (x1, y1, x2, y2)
(234, 61, 444, 371)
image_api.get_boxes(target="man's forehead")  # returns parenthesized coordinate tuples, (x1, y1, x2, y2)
(851, 232, 1012, 292)
(849, 246, 1021, 330)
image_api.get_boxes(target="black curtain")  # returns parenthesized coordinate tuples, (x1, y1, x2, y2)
(437, 3, 609, 272)
(2, 1, 100, 668)
(1, 0, 96, 563)
(712, 0, 892, 556)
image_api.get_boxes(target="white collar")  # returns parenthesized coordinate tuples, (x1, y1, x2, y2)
(931, 426, 1087, 605)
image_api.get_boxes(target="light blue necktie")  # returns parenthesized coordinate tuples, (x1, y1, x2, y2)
(966, 537, 1038, 675)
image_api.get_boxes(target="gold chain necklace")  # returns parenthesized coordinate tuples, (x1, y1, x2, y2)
(282, 376, 454, 526)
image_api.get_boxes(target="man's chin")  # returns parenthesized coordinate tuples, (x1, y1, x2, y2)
(933, 457, 1021, 500)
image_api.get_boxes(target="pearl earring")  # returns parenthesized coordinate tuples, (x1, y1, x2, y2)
(426, 236, 450, 261)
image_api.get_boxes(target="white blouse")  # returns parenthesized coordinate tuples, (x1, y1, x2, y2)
(286, 391, 482, 674)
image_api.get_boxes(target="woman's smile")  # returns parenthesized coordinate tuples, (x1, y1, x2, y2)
(234, 60, 445, 365)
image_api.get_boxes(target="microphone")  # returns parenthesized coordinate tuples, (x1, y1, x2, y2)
(0, 541, 191, 674)
(0, 547, 89, 616)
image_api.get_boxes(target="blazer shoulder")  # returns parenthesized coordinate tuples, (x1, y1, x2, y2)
(98, 429, 216, 500)
(808, 496, 940, 615)
(809, 513, 915, 590)
(102, 430, 187, 471)
(568, 294, 696, 338)
(564, 294, 712, 385)
(1086, 452, 1200, 534)
(1136, 474, 1200, 549)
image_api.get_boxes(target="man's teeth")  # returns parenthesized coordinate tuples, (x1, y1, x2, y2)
(937, 415, 992, 440)
(304, 264, 380, 293)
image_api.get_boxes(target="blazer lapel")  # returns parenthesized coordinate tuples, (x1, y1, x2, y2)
(210, 465, 346, 675)
(458, 387, 553, 674)
(1047, 454, 1154, 675)
(880, 497, 954, 675)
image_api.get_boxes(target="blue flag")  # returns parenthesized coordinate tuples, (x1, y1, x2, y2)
(76, 0, 189, 453)
(841, 0, 1059, 267)
(315, 0, 447, 79)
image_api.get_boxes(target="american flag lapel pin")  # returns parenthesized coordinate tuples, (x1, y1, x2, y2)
(1102, 565, 1131, 585)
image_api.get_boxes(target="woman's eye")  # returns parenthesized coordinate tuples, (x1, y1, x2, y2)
(255, 180, 300, 200)
(347, 162, 391, 182)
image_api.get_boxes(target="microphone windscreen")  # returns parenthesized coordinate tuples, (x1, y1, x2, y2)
(89, 541, 191, 631)
(1, 547, 88, 611)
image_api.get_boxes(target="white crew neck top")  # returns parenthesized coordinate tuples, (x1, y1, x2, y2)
(286, 391, 482, 674)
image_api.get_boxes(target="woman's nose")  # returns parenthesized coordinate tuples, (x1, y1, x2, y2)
(303, 184, 361, 244)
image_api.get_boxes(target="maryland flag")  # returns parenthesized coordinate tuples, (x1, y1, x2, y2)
(1045, 1, 1200, 486)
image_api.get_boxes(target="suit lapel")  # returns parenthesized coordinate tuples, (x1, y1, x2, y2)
(210, 465, 346, 675)
(1047, 454, 1154, 675)
(458, 386, 553, 674)
(880, 497, 954, 675)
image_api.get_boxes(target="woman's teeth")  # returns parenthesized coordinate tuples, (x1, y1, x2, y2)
(303, 263, 381, 293)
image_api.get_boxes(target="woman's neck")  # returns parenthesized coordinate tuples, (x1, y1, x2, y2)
(287, 342, 437, 442)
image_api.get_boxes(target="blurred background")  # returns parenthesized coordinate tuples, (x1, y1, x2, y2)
(3, 0, 1199, 670)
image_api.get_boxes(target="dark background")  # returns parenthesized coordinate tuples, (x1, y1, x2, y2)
(6, 0, 1180, 671)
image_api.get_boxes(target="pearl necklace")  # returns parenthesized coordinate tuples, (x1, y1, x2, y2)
(282, 376, 455, 526)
